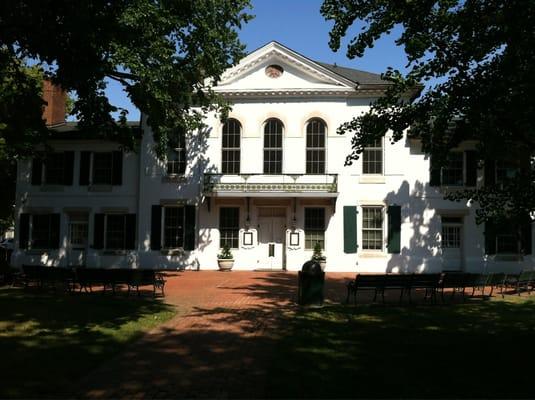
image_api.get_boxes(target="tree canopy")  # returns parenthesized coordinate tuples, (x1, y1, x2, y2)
(0, 0, 252, 157)
(321, 0, 535, 222)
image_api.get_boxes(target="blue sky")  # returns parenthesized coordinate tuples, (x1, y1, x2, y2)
(108, 0, 408, 121)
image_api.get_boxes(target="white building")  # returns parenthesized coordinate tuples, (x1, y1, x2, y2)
(11, 42, 533, 273)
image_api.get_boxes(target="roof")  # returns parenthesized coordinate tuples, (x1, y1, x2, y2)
(315, 61, 389, 86)
(47, 121, 142, 140)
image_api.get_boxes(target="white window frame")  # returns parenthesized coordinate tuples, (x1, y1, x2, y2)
(90, 152, 114, 185)
(161, 206, 186, 250)
(304, 207, 326, 250)
(361, 206, 385, 251)
(42, 153, 65, 185)
(440, 151, 464, 186)
(28, 214, 55, 250)
(441, 217, 463, 249)
(104, 214, 127, 250)
(362, 138, 384, 175)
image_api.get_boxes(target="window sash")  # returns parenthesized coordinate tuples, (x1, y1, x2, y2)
(219, 207, 239, 249)
(167, 147, 186, 175)
(362, 207, 383, 250)
(306, 120, 326, 174)
(69, 222, 88, 247)
(363, 139, 383, 174)
(442, 225, 461, 248)
(105, 215, 127, 249)
(163, 207, 185, 249)
(92, 153, 113, 185)
(44, 153, 65, 185)
(31, 215, 53, 249)
(263, 119, 283, 174)
(222, 150, 240, 174)
(441, 152, 464, 186)
(304, 208, 325, 250)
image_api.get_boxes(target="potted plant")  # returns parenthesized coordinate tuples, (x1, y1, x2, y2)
(217, 244, 234, 271)
(311, 242, 326, 271)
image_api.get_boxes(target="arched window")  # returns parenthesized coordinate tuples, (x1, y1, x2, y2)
(306, 118, 326, 174)
(263, 118, 283, 174)
(222, 119, 241, 174)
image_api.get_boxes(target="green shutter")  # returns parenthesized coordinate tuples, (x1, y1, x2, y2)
(484, 220, 496, 255)
(151, 205, 162, 250)
(79, 151, 91, 185)
(50, 214, 61, 249)
(387, 205, 401, 254)
(63, 151, 75, 185)
(19, 214, 30, 249)
(31, 158, 43, 185)
(484, 160, 495, 186)
(125, 214, 137, 250)
(112, 151, 123, 185)
(429, 157, 441, 186)
(343, 206, 357, 253)
(521, 218, 532, 255)
(184, 205, 196, 251)
(465, 150, 477, 187)
(93, 214, 105, 249)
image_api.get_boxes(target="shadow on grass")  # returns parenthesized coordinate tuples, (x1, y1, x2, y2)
(0, 287, 175, 399)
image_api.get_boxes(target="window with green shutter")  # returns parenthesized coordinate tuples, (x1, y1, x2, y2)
(343, 206, 357, 253)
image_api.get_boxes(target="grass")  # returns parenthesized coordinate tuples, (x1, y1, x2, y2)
(0, 287, 176, 398)
(266, 295, 535, 399)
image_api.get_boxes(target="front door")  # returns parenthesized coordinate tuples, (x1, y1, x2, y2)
(68, 214, 89, 267)
(441, 216, 463, 270)
(258, 207, 286, 269)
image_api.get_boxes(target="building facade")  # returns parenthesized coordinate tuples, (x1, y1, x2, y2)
(11, 42, 533, 273)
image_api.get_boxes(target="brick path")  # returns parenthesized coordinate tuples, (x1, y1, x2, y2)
(78, 271, 353, 399)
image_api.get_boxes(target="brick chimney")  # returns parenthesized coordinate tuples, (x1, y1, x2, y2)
(42, 79, 66, 126)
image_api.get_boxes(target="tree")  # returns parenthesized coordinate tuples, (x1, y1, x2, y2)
(0, 0, 252, 157)
(321, 0, 535, 223)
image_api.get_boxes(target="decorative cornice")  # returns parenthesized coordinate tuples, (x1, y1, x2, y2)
(216, 88, 387, 99)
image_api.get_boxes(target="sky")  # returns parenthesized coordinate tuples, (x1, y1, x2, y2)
(107, 0, 409, 122)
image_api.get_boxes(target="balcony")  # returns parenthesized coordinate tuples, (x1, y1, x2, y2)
(203, 173, 338, 197)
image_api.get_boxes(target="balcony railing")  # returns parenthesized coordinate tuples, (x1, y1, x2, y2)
(203, 173, 338, 197)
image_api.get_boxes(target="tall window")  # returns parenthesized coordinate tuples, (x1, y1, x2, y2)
(44, 153, 65, 184)
(105, 214, 128, 249)
(222, 119, 241, 174)
(163, 207, 185, 248)
(31, 214, 58, 249)
(263, 118, 283, 174)
(441, 152, 464, 186)
(362, 206, 383, 250)
(92, 152, 113, 185)
(305, 208, 325, 250)
(219, 207, 239, 248)
(441, 216, 462, 248)
(363, 138, 383, 174)
(167, 130, 186, 175)
(306, 119, 326, 174)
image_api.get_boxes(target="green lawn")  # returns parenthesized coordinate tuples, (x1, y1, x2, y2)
(266, 296, 535, 399)
(0, 287, 176, 398)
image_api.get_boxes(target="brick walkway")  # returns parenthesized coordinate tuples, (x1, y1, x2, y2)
(78, 271, 353, 399)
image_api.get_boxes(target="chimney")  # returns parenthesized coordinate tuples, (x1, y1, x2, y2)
(42, 79, 66, 126)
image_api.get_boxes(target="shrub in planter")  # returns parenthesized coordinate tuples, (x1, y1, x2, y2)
(311, 242, 326, 271)
(217, 244, 234, 271)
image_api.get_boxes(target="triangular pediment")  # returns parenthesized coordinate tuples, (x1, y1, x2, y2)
(216, 41, 356, 92)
